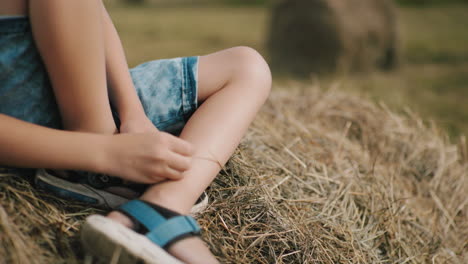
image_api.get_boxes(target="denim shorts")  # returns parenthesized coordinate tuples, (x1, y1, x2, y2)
(0, 17, 199, 135)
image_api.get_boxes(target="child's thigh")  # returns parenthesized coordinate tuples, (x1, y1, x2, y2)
(129, 56, 198, 135)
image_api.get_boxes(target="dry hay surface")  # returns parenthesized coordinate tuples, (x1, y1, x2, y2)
(0, 86, 466, 263)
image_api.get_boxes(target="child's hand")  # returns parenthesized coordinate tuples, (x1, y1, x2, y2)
(101, 131, 195, 184)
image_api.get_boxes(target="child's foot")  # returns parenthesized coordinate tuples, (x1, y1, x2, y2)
(108, 210, 218, 264)
(82, 199, 218, 264)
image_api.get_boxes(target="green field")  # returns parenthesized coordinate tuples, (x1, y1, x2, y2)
(107, 3, 468, 138)
(344, 6, 468, 138)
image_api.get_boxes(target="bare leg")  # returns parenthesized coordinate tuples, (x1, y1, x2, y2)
(143, 47, 271, 213)
(29, 2, 272, 263)
(29, 0, 116, 133)
(108, 47, 272, 263)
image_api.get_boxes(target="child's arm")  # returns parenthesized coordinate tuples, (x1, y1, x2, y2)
(0, 114, 107, 172)
(100, 2, 157, 133)
(21, 1, 193, 182)
(29, 0, 116, 133)
(0, 114, 193, 183)
(28, 1, 155, 134)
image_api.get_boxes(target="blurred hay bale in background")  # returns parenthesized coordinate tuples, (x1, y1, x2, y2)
(268, 0, 399, 76)
(1, 85, 466, 263)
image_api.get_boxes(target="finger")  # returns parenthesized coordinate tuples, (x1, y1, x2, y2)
(161, 165, 184, 180)
(166, 135, 195, 156)
(146, 176, 166, 185)
(166, 151, 192, 172)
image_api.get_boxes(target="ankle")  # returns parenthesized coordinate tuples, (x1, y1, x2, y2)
(140, 194, 190, 215)
(140, 185, 202, 215)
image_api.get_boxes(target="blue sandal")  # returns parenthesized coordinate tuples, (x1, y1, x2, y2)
(81, 200, 202, 264)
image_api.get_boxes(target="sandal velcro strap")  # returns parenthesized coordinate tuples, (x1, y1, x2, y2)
(120, 200, 167, 229)
(119, 200, 201, 248)
(147, 216, 200, 248)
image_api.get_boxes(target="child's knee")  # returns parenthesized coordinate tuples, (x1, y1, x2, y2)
(230, 46, 272, 97)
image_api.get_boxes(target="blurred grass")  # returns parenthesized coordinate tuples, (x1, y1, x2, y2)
(107, 3, 468, 138)
(110, 5, 268, 65)
(342, 6, 468, 137)
(401, 7, 468, 64)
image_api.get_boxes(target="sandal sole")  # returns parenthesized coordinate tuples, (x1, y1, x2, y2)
(81, 215, 183, 264)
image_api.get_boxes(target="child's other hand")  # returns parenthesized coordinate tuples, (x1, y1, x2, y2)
(102, 131, 195, 184)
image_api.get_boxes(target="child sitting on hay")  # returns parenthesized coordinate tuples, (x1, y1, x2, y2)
(0, 0, 271, 263)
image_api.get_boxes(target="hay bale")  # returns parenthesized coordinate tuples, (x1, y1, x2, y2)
(1, 86, 466, 263)
(268, 0, 399, 76)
